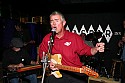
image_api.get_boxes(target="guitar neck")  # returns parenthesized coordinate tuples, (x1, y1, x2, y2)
(55, 64, 99, 78)
(55, 64, 82, 73)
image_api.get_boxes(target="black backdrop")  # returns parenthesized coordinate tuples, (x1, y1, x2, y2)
(64, 13, 125, 74)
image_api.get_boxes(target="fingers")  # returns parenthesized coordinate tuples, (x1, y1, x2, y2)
(18, 63, 24, 67)
(98, 46, 105, 52)
(49, 61, 58, 71)
(96, 42, 105, 52)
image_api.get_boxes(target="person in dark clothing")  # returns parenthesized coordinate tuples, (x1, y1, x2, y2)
(118, 19, 125, 83)
(13, 23, 36, 60)
(14, 23, 35, 46)
(2, 38, 38, 83)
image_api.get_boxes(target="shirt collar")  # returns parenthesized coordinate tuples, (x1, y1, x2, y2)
(55, 30, 69, 40)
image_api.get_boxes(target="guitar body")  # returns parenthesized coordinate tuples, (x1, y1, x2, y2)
(50, 54, 99, 78)
(51, 54, 62, 65)
(51, 54, 63, 78)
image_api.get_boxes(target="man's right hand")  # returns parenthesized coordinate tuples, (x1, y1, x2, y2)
(8, 63, 24, 71)
(49, 61, 58, 71)
(18, 63, 24, 67)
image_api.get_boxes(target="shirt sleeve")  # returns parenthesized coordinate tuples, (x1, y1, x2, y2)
(76, 35, 92, 56)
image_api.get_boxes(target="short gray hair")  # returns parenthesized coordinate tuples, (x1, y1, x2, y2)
(50, 11, 65, 21)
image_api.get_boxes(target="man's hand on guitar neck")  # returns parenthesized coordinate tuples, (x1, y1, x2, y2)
(8, 63, 24, 68)
(8, 63, 24, 71)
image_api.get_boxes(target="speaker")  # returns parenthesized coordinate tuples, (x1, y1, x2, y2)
(88, 77, 120, 83)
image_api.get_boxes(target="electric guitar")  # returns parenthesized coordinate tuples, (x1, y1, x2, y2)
(50, 54, 99, 78)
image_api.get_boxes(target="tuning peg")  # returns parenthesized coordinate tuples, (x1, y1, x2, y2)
(86, 65, 88, 67)
(90, 67, 93, 69)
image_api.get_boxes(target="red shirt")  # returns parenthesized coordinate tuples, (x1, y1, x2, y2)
(39, 30, 92, 67)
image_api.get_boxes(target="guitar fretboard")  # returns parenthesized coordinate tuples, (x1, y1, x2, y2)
(55, 64, 82, 73)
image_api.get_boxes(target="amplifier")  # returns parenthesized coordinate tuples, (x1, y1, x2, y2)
(88, 77, 120, 83)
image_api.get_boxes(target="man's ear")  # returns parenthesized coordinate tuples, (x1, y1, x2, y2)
(63, 20, 66, 26)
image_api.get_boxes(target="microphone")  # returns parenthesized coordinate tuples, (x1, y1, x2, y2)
(50, 28, 56, 43)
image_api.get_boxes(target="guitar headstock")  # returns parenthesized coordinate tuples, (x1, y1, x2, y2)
(81, 66, 99, 78)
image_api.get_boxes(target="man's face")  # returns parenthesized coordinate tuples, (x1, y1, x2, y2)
(50, 14, 66, 34)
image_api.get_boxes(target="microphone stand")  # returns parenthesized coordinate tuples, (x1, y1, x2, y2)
(41, 35, 54, 83)
(41, 52, 48, 83)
